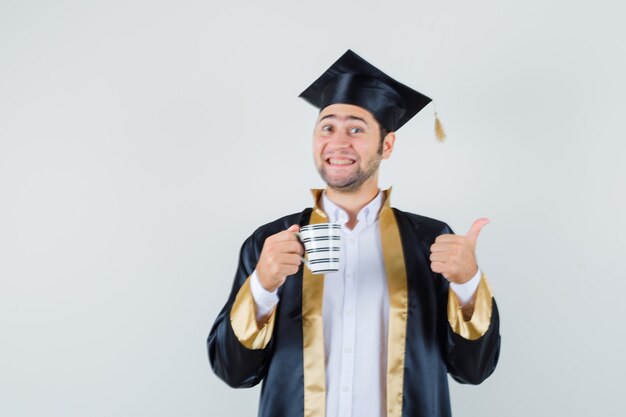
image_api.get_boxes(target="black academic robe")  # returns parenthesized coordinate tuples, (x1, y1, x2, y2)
(207, 203, 500, 417)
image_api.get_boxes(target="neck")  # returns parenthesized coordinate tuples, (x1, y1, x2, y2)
(325, 179, 380, 229)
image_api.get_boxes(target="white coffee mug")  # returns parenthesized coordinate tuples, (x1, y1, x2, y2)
(297, 223, 342, 274)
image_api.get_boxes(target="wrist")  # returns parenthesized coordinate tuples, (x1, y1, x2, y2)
(257, 272, 279, 293)
(455, 265, 478, 284)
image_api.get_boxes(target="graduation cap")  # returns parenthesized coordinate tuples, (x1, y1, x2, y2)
(299, 49, 445, 141)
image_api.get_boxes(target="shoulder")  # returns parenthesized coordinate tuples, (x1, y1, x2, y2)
(391, 208, 454, 247)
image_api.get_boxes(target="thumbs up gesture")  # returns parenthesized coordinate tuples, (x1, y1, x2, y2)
(430, 218, 490, 284)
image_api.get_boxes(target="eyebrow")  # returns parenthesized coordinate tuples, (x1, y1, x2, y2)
(318, 114, 369, 125)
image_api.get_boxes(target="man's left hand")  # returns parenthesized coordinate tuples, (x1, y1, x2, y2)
(429, 218, 489, 284)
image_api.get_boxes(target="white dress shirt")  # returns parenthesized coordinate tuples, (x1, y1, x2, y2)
(250, 191, 481, 417)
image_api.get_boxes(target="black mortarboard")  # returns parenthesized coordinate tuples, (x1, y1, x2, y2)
(299, 50, 432, 132)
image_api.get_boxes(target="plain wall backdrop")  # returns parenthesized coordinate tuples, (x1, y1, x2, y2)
(1, 0, 625, 416)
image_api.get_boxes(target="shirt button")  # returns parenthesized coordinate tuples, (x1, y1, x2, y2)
(342, 386, 350, 392)
(344, 347, 352, 354)
(349, 238, 356, 244)
(346, 272, 353, 280)
(345, 309, 353, 316)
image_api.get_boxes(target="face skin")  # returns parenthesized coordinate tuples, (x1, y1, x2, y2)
(313, 103, 395, 195)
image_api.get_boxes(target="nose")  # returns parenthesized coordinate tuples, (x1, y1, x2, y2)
(328, 131, 351, 149)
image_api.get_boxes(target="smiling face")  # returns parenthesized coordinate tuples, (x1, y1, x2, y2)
(313, 103, 395, 194)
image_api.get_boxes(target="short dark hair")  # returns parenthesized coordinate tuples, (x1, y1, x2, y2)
(378, 127, 389, 154)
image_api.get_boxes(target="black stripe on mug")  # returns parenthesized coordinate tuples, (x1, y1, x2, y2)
(309, 258, 340, 264)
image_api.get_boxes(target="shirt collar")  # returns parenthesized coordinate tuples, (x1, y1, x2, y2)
(321, 190, 383, 227)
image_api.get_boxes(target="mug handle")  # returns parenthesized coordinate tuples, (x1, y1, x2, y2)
(294, 231, 311, 270)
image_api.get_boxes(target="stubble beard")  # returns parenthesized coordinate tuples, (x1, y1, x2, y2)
(318, 152, 382, 194)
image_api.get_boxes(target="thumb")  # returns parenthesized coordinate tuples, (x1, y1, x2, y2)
(465, 218, 490, 244)
(287, 224, 300, 233)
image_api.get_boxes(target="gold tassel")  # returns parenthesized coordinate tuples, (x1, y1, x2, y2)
(434, 112, 446, 143)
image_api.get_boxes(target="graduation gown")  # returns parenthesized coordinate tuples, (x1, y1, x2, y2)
(207, 190, 501, 417)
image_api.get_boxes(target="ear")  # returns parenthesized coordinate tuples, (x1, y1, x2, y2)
(381, 132, 396, 160)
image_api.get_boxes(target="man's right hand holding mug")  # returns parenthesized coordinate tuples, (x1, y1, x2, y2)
(256, 225, 303, 292)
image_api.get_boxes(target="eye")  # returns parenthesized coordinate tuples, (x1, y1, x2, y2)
(321, 125, 333, 133)
(349, 127, 363, 134)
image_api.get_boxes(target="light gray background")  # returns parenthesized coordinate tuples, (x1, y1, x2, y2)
(1, 0, 625, 416)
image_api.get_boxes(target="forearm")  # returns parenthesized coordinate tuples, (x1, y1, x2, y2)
(208, 275, 277, 387)
(250, 270, 280, 325)
(207, 239, 277, 387)
(449, 268, 482, 319)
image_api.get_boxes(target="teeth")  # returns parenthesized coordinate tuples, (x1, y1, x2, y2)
(329, 158, 354, 165)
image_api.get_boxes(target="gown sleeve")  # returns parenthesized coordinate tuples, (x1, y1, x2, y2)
(207, 234, 277, 388)
(444, 274, 501, 384)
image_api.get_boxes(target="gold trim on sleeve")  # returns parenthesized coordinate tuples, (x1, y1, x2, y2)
(447, 274, 493, 340)
(302, 189, 327, 417)
(379, 188, 408, 417)
(229, 276, 277, 350)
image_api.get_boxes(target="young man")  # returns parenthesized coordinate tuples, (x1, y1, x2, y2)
(208, 50, 501, 417)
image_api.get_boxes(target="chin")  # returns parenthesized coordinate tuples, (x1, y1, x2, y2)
(325, 176, 363, 193)
(320, 171, 354, 188)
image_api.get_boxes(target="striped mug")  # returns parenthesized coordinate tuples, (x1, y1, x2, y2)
(297, 223, 342, 274)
